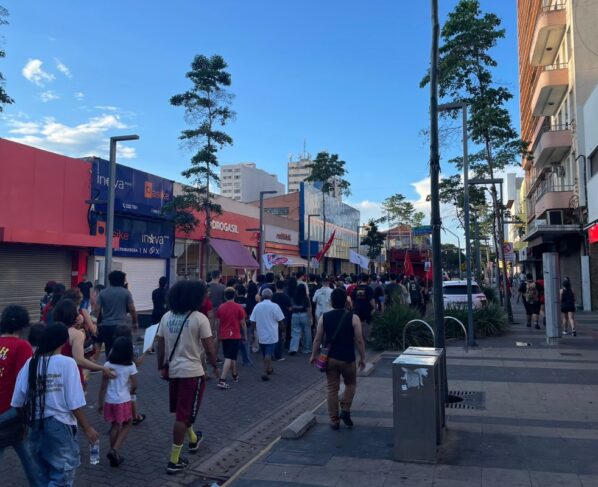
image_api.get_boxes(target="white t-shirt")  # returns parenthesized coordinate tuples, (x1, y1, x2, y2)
(103, 361, 137, 404)
(313, 287, 333, 319)
(250, 299, 284, 345)
(11, 354, 85, 426)
(157, 311, 212, 378)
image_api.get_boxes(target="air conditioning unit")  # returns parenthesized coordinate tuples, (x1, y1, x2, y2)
(547, 210, 563, 225)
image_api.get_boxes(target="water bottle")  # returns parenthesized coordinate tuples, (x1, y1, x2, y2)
(89, 440, 100, 465)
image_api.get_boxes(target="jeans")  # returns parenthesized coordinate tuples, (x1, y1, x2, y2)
(28, 416, 81, 487)
(290, 312, 312, 353)
(326, 358, 357, 425)
(239, 338, 252, 365)
(0, 408, 43, 487)
(274, 321, 287, 360)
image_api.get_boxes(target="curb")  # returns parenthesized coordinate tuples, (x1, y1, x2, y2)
(281, 411, 317, 439)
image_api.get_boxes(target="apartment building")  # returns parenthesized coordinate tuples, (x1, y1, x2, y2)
(287, 158, 313, 193)
(517, 0, 598, 309)
(220, 163, 284, 203)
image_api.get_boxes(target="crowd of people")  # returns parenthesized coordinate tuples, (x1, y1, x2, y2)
(0, 267, 430, 485)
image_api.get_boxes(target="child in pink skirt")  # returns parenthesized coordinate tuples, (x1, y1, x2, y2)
(98, 336, 138, 467)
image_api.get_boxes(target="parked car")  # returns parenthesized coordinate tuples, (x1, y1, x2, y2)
(443, 280, 487, 309)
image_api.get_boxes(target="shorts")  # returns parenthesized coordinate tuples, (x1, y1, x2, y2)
(222, 339, 241, 360)
(260, 343, 276, 358)
(561, 306, 575, 313)
(524, 301, 541, 316)
(169, 376, 206, 425)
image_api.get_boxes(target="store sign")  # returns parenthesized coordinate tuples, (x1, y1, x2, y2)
(413, 225, 432, 236)
(211, 219, 239, 234)
(91, 158, 174, 219)
(589, 223, 598, 244)
(264, 225, 299, 245)
(95, 216, 173, 258)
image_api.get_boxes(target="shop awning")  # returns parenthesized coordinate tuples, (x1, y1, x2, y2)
(210, 238, 259, 269)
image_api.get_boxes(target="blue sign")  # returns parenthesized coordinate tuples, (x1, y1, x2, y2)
(95, 216, 173, 259)
(89, 157, 174, 219)
(413, 225, 433, 236)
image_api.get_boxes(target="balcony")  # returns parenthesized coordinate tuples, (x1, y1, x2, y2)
(531, 63, 569, 116)
(529, 2, 567, 67)
(532, 123, 572, 168)
(534, 184, 575, 218)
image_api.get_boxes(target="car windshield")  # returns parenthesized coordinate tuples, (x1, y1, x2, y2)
(443, 285, 482, 295)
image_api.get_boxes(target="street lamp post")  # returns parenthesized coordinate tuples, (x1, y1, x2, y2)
(104, 134, 139, 287)
(307, 213, 320, 271)
(441, 226, 462, 279)
(258, 190, 277, 275)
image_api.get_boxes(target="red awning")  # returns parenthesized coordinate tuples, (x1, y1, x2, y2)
(589, 223, 598, 245)
(210, 238, 259, 269)
(0, 226, 118, 248)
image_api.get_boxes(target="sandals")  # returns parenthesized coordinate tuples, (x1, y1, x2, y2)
(132, 414, 146, 426)
(107, 449, 123, 467)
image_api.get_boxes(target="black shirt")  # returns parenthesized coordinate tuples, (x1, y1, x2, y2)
(291, 296, 309, 314)
(409, 281, 421, 303)
(385, 282, 399, 305)
(351, 284, 374, 319)
(323, 309, 355, 362)
(151, 287, 167, 323)
(78, 281, 93, 300)
(271, 292, 292, 324)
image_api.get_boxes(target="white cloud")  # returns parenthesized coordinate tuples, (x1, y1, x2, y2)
(74, 92, 84, 100)
(22, 59, 55, 86)
(95, 105, 118, 111)
(5, 113, 134, 159)
(40, 90, 59, 102)
(117, 145, 137, 159)
(55, 59, 72, 78)
(349, 200, 384, 225)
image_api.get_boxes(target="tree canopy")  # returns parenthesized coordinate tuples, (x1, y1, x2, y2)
(0, 6, 14, 110)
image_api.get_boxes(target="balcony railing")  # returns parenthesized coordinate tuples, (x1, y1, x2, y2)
(535, 183, 575, 203)
(544, 62, 569, 72)
(542, 1, 566, 12)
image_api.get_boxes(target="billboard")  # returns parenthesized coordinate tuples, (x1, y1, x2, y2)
(89, 157, 174, 219)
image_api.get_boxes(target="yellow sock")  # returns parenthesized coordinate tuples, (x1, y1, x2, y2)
(170, 444, 183, 464)
(187, 427, 197, 443)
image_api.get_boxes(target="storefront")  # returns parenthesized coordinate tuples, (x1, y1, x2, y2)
(0, 140, 110, 318)
(262, 223, 306, 272)
(88, 158, 174, 311)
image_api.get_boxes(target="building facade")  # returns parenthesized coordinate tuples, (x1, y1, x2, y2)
(517, 0, 598, 309)
(220, 162, 284, 202)
(287, 158, 312, 193)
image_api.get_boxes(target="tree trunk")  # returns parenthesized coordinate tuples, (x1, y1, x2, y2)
(322, 190, 327, 274)
(205, 171, 212, 280)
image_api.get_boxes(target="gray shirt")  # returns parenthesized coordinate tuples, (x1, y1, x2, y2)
(208, 282, 226, 309)
(98, 286, 134, 327)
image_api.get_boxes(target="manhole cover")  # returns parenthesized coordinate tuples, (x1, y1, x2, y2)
(446, 390, 485, 410)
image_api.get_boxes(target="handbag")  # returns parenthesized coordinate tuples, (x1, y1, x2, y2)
(0, 407, 26, 448)
(315, 311, 350, 373)
(160, 311, 193, 381)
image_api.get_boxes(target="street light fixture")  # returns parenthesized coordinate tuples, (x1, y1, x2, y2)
(104, 134, 139, 287)
(258, 190, 277, 275)
(307, 213, 320, 271)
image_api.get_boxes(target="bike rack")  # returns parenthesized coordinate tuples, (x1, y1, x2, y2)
(402, 319, 435, 349)
(444, 316, 468, 353)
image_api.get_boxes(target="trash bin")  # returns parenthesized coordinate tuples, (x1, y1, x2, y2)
(402, 346, 445, 440)
(392, 353, 439, 463)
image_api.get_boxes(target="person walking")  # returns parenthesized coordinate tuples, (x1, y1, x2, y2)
(40, 281, 56, 317)
(156, 280, 219, 475)
(249, 288, 285, 381)
(271, 280, 291, 361)
(77, 275, 93, 311)
(41, 283, 66, 324)
(310, 288, 366, 430)
(97, 336, 138, 467)
(521, 273, 541, 329)
(11, 323, 100, 487)
(313, 277, 333, 322)
(152, 276, 168, 324)
(561, 277, 577, 336)
(234, 284, 252, 366)
(289, 285, 313, 355)
(216, 287, 247, 389)
(94, 270, 138, 359)
(350, 274, 375, 341)
(408, 276, 422, 312)
(0, 305, 42, 487)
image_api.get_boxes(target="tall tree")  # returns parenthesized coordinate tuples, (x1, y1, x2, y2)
(421, 0, 528, 321)
(0, 6, 14, 110)
(361, 219, 385, 273)
(168, 54, 234, 278)
(305, 151, 351, 249)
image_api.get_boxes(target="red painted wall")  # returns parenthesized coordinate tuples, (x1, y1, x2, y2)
(176, 209, 259, 247)
(0, 139, 91, 236)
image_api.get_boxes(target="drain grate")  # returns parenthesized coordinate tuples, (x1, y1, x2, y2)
(446, 390, 485, 410)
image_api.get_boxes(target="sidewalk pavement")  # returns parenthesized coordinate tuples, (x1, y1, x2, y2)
(230, 303, 598, 487)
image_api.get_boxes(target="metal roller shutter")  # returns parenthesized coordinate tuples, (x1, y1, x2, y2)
(0, 244, 71, 320)
(113, 257, 166, 312)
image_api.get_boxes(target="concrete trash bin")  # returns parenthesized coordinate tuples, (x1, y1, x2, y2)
(402, 346, 446, 441)
(392, 354, 439, 463)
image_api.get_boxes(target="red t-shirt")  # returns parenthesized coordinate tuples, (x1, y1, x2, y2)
(216, 301, 245, 340)
(0, 337, 33, 414)
(200, 297, 213, 317)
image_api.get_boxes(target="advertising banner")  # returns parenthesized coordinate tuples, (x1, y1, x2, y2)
(90, 158, 174, 219)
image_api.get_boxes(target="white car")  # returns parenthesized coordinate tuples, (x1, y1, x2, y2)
(443, 280, 487, 309)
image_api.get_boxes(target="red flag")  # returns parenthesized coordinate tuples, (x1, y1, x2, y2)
(315, 230, 336, 262)
(403, 251, 414, 277)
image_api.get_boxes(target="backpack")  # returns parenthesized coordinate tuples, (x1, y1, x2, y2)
(525, 282, 538, 304)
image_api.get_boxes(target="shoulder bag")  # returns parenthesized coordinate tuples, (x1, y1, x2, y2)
(315, 310, 350, 373)
(160, 311, 193, 381)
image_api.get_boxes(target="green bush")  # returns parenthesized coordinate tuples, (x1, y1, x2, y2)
(371, 304, 432, 351)
(481, 285, 498, 303)
(444, 301, 508, 338)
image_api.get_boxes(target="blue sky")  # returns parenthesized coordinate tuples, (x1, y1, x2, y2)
(0, 0, 520, 238)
